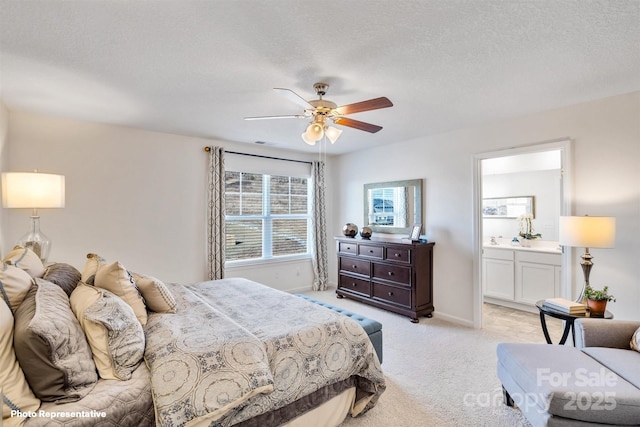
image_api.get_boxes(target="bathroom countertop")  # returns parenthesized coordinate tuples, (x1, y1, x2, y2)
(483, 241, 562, 254)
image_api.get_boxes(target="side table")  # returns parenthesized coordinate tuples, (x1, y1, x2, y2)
(535, 300, 613, 345)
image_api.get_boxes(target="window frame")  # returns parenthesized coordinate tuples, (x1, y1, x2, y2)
(225, 171, 312, 265)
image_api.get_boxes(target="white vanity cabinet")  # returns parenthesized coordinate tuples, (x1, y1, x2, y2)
(515, 251, 561, 305)
(482, 248, 515, 300)
(483, 246, 561, 312)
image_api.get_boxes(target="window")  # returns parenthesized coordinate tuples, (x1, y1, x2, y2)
(225, 171, 310, 262)
(369, 187, 407, 226)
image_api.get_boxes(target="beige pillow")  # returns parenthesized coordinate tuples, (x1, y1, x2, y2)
(13, 279, 97, 403)
(131, 272, 176, 313)
(631, 327, 640, 352)
(70, 283, 145, 380)
(80, 253, 106, 284)
(3, 246, 46, 278)
(1, 299, 41, 424)
(0, 262, 34, 314)
(94, 261, 147, 326)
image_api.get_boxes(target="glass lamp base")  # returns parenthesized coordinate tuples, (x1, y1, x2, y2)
(17, 216, 51, 264)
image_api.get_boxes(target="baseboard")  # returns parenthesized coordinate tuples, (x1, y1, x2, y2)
(432, 311, 474, 328)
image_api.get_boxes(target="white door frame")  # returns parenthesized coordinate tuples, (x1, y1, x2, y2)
(472, 139, 573, 329)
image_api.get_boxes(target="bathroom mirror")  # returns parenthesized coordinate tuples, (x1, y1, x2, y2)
(364, 179, 423, 234)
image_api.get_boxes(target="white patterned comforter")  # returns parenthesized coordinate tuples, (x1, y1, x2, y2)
(144, 278, 385, 427)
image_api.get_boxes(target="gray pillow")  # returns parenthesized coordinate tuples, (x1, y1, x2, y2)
(43, 263, 81, 297)
(13, 278, 97, 403)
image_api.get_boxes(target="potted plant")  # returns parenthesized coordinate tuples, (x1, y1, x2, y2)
(517, 214, 542, 242)
(583, 284, 616, 316)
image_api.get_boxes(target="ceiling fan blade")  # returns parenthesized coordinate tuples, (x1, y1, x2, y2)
(335, 97, 393, 115)
(273, 88, 314, 109)
(244, 114, 306, 120)
(333, 117, 383, 133)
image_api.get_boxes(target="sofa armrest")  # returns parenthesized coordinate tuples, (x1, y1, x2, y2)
(574, 318, 640, 349)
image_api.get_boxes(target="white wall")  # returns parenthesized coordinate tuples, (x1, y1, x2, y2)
(4, 92, 639, 322)
(332, 91, 640, 323)
(0, 101, 9, 257)
(4, 112, 332, 293)
(482, 169, 561, 241)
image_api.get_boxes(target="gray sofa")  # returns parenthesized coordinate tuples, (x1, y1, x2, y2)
(497, 318, 640, 426)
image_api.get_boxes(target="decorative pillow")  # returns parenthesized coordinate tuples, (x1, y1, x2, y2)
(3, 245, 46, 278)
(0, 262, 34, 314)
(80, 253, 106, 284)
(632, 327, 640, 352)
(94, 261, 147, 326)
(70, 283, 145, 380)
(43, 263, 81, 297)
(131, 272, 176, 313)
(13, 279, 98, 403)
(1, 299, 40, 424)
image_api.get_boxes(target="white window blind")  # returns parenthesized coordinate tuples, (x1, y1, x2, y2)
(225, 170, 311, 262)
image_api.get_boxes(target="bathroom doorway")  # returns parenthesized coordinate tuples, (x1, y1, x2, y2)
(472, 140, 572, 329)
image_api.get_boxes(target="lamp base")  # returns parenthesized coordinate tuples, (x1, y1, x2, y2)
(575, 248, 593, 303)
(17, 216, 51, 264)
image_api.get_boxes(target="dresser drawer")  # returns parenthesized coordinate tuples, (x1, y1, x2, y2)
(338, 274, 371, 297)
(339, 257, 370, 276)
(372, 282, 411, 308)
(359, 244, 383, 259)
(338, 242, 357, 254)
(372, 262, 411, 286)
(386, 247, 411, 264)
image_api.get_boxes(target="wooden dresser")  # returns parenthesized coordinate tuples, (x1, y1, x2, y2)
(335, 236, 435, 323)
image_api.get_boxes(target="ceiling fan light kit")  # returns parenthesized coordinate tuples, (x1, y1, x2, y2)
(245, 82, 393, 146)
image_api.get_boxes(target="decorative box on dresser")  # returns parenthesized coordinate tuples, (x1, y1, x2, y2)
(335, 236, 435, 323)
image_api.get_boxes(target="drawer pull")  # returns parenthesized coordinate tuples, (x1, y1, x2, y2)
(346, 246, 351, 250)
(388, 271, 394, 276)
(352, 265, 357, 269)
(352, 283, 357, 287)
(388, 291, 394, 296)
(369, 250, 374, 253)
(394, 253, 401, 258)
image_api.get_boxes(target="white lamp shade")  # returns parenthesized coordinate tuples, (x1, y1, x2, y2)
(305, 122, 324, 141)
(325, 126, 342, 144)
(558, 216, 616, 248)
(301, 132, 316, 146)
(2, 172, 65, 209)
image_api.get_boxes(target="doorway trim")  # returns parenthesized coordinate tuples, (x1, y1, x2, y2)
(472, 138, 573, 329)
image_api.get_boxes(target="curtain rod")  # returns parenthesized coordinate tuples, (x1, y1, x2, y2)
(204, 147, 312, 165)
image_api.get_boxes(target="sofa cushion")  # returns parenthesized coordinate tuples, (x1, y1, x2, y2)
(632, 326, 640, 353)
(0, 298, 40, 424)
(497, 343, 640, 425)
(0, 262, 34, 314)
(13, 279, 97, 402)
(3, 245, 45, 278)
(582, 347, 640, 389)
(42, 262, 81, 297)
(70, 283, 145, 380)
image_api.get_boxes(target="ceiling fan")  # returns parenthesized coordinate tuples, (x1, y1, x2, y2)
(244, 82, 393, 145)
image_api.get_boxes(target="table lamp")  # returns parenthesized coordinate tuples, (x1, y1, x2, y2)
(2, 171, 65, 264)
(558, 215, 616, 302)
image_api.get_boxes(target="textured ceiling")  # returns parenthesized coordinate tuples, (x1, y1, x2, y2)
(1, 0, 639, 154)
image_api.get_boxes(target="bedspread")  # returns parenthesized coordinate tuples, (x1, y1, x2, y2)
(144, 278, 385, 427)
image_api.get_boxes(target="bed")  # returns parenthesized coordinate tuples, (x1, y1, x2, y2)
(3, 249, 384, 427)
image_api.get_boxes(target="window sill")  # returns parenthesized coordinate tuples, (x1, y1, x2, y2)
(226, 254, 312, 269)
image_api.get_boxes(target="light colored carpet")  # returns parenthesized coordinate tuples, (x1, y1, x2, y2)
(299, 290, 546, 427)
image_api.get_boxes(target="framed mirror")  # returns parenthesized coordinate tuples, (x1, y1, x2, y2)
(364, 179, 423, 234)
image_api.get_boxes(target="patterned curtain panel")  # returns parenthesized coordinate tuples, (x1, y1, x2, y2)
(207, 146, 226, 280)
(311, 161, 329, 290)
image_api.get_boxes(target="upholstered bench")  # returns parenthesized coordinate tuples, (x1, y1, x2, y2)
(295, 294, 383, 363)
